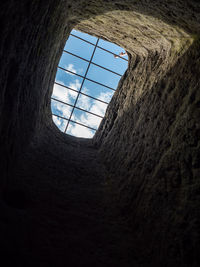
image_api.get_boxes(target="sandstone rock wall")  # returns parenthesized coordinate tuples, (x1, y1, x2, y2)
(0, 1, 199, 266)
(95, 39, 200, 266)
(77, 3, 200, 264)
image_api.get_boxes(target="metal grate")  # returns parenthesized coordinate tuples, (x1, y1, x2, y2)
(51, 30, 128, 138)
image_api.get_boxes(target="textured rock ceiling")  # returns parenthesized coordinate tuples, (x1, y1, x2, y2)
(0, 1, 200, 266)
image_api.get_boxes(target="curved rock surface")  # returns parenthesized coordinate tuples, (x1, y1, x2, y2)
(0, 1, 200, 266)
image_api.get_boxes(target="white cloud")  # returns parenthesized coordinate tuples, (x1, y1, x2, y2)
(67, 123, 94, 138)
(52, 83, 114, 138)
(68, 79, 81, 91)
(68, 91, 113, 136)
(98, 91, 113, 103)
(52, 100, 72, 118)
(52, 81, 69, 103)
(52, 80, 78, 104)
(65, 63, 77, 75)
(81, 91, 113, 129)
(82, 87, 88, 93)
(52, 115, 67, 132)
(53, 115, 61, 126)
(77, 94, 91, 110)
(90, 91, 113, 117)
(80, 113, 102, 129)
(90, 101, 106, 117)
(68, 88, 78, 99)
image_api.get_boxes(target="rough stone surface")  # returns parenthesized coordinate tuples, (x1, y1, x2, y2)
(0, 1, 200, 266)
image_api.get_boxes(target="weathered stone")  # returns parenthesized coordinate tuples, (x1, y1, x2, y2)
(0, 1, 200, 266)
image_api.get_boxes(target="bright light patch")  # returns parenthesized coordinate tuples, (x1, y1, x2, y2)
(51, 29, 128, 138)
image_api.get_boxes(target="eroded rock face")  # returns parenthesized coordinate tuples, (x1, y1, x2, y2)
(94, 38, 200, 266)
(0, 1, 199, 266)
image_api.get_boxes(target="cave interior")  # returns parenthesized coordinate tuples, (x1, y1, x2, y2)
(0, 1, 200, 266)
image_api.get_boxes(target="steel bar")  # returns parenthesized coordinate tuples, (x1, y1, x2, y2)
(54, 82, 109, 105)
(53, 113, 97, 131)
(52, 31, 128, 136)
(64, 38, 100, 133)
(58, 66, 116, 91)
(63, 50, 123, 76)
(52, 97, 104, 118)
(70, 33, 128, 61)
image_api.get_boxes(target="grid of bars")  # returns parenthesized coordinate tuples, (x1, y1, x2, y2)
(52, 30, 128, 136)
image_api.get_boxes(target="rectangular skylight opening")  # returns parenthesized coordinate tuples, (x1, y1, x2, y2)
(51, 29, 128, 138)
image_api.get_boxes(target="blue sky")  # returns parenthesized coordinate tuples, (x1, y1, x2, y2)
(51, 29, 128, 138)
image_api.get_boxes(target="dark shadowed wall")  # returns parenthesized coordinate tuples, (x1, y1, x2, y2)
(0, 1, 199, 266)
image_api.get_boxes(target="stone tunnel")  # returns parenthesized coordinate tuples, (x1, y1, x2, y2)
(0, 1, 200, 266)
